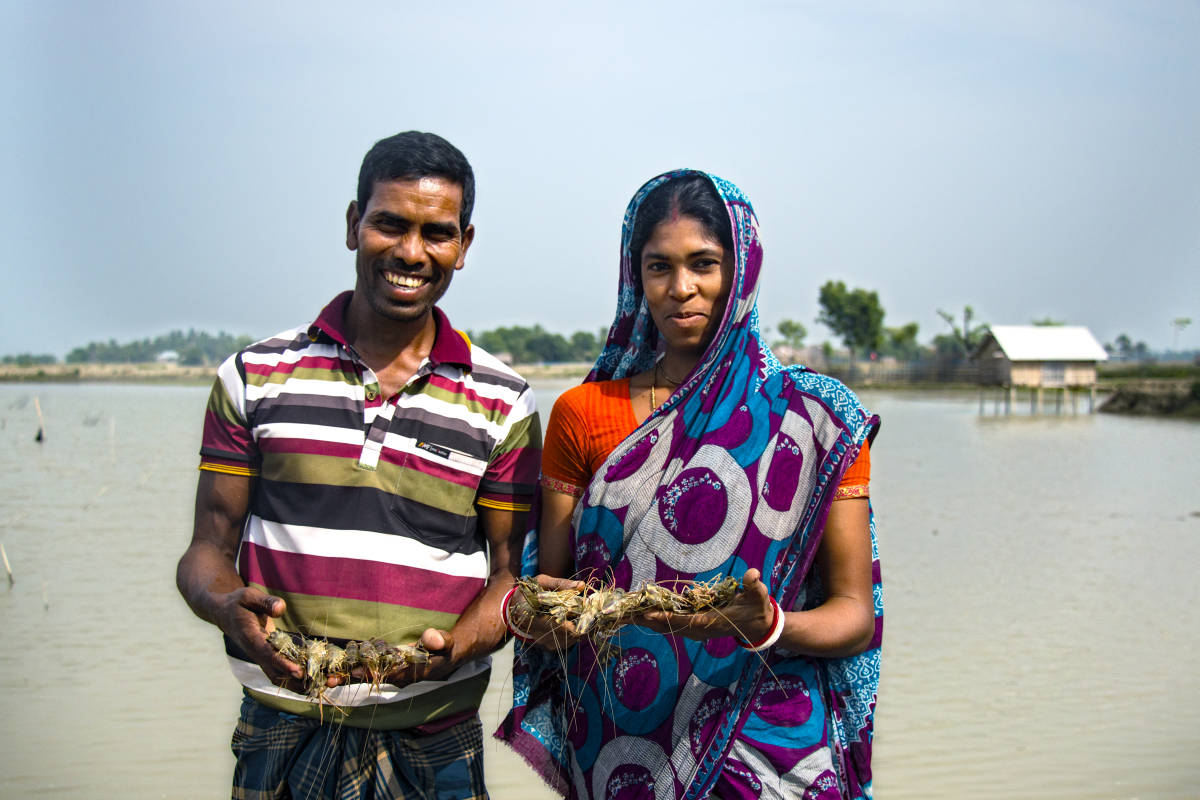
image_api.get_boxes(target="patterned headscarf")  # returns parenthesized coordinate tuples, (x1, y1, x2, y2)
(499, 170, 881, 800)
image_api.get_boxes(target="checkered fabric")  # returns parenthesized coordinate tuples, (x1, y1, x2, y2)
(231, 695, 487, 800)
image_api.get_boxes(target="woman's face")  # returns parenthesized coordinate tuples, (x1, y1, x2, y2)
(639, 215, 734, 360)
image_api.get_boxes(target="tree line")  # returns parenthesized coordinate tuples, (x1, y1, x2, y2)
(467, 325, 604, 365)
(62, 330, 256, 366)
(4, 326, 605, 368)
(5, 294, 1184, 369)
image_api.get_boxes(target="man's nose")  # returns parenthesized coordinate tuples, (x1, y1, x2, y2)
(394, 232, 425, 265)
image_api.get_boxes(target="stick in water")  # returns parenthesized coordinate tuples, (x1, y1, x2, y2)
(34, 396, 45, 442)
(1, 543, 12, 585)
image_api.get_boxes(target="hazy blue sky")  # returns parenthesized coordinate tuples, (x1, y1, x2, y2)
(3, 1, 1197, 357)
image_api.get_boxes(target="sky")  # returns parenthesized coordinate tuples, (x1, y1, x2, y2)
(2, 0, 1198, 358)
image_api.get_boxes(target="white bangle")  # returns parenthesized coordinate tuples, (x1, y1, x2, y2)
(739, 597, 784, 652)
(500, 585, 535, 643)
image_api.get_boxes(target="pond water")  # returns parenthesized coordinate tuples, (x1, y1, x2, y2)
(0, 382, 1196, 798)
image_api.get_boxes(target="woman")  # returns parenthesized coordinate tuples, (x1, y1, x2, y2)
(498, 171, 881, 800)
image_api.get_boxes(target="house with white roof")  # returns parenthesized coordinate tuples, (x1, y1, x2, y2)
(974, 325, 1109, 414)
(976, 325, 1108, 388)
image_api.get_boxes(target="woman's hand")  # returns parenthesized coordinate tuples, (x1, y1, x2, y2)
(634, 569, 775, 644)
(509, 574, 589, 652)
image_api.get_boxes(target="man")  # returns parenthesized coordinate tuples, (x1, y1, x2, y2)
(177, 131, 541, 799)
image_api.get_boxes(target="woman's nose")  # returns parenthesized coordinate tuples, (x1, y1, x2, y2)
(668, 268, 695, 297)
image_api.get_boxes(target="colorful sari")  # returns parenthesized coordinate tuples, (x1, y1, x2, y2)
(497, 171, 881, 800)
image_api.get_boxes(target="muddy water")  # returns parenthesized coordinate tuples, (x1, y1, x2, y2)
(0, 382, 1196, 798)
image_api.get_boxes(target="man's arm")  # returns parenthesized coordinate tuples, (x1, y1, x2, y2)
(176, 470, 302, 685)
(379, 504, 528, 687)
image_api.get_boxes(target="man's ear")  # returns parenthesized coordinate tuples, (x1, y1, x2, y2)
(455, 224, 475, 270)
(345, 201, 360, 251)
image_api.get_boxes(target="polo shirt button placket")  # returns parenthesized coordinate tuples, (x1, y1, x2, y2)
(357, 368, 390, 470)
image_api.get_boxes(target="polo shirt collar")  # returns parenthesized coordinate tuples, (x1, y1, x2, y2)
(307, 291, 472, 369)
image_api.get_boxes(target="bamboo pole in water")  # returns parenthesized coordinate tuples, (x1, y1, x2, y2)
(34, 396, 45, 442)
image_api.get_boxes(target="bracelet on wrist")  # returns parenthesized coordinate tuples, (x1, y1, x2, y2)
(500, 585, 536, 643)
(739, 597, 784, 652)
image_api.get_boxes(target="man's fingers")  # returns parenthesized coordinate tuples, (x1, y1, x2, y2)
(241, 588, 286, 618)
(421, 628, 452, 653)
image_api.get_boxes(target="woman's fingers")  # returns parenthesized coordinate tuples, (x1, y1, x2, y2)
(533, 573, 586, 591)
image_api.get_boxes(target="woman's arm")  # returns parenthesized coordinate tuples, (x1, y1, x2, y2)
(637, 498, 876, 658)
(537, 488, 580, 579)
(777, 497, 875, 656)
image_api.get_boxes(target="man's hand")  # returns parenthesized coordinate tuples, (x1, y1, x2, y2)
(387, 628, 457, 687)
(179, 471, 303, 690)
(327, 628, 457, 690)
(213, 585, 304, 687)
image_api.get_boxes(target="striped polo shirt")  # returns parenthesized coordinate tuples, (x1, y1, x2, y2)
(198, 291, 541, 728)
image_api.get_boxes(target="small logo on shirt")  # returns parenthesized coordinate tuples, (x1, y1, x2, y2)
(416, 441, 452, 460)
(415, 441, 479, 466)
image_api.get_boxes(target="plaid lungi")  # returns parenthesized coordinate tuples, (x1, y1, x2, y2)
(231, 695, 488, 800)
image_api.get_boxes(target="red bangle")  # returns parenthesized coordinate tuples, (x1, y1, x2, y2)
(500, 585, 535, 643)
(739, 597, 784, 652)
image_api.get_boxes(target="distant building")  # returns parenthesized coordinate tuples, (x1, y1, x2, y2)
(976, 326, 1108, 388)
(156, 349, 180, 364)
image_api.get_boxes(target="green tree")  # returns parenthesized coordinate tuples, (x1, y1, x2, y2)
(1031, 317, 1064, 326)
(774, 319, 808, 352)
(1171, 317, 1192, 350)
(2, 353, 57, 366)
(63, 329, 253, 365)
(936, 305, 988, 359)
(881, 322, 923, 361)
(816, 281, 884, 359)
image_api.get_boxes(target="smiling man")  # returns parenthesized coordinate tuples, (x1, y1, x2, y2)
(176, 132, 541, 800)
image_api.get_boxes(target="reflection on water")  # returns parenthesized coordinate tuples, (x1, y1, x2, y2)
(0, 383, 1196, 798)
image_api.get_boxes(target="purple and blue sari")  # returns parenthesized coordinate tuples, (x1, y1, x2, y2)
(498, 170, 881, 800)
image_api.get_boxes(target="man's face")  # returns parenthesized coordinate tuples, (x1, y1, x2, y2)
(345, 176, 475, 325)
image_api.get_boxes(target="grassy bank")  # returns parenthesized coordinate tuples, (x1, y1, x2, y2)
(1098, 379, 1200, 418)
(0, 362, 216, 384)
(0, 360, 596, 385)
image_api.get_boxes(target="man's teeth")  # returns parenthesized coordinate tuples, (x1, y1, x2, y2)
(383, 272, 427, 288)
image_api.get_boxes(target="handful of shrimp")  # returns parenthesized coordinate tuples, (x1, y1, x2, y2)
(514, 575, 741, 643)
(266, 630, 430, 700)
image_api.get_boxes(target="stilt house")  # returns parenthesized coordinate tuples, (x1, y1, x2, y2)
(976, 326, 1108, 388)
(975, 326, 1108, 414)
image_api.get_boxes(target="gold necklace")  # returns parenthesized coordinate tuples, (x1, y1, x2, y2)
(658, 361, 686, 386)
(650, 363, 658, 411)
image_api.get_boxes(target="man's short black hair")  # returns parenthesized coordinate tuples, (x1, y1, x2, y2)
(356, 131, 475, 230)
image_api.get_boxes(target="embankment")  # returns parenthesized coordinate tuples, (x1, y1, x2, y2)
(1099, 379, 1200, 418)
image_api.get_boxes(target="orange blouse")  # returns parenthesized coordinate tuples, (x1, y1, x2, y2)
(541, 379, 869, 499)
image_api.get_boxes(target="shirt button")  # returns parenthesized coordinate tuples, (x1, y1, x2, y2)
(365, 387, 377, 401)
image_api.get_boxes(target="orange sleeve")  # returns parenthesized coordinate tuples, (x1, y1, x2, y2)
(540, 380, 639, 497)
(834, 438, 870, 500)
(540, 389, 592, 496)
